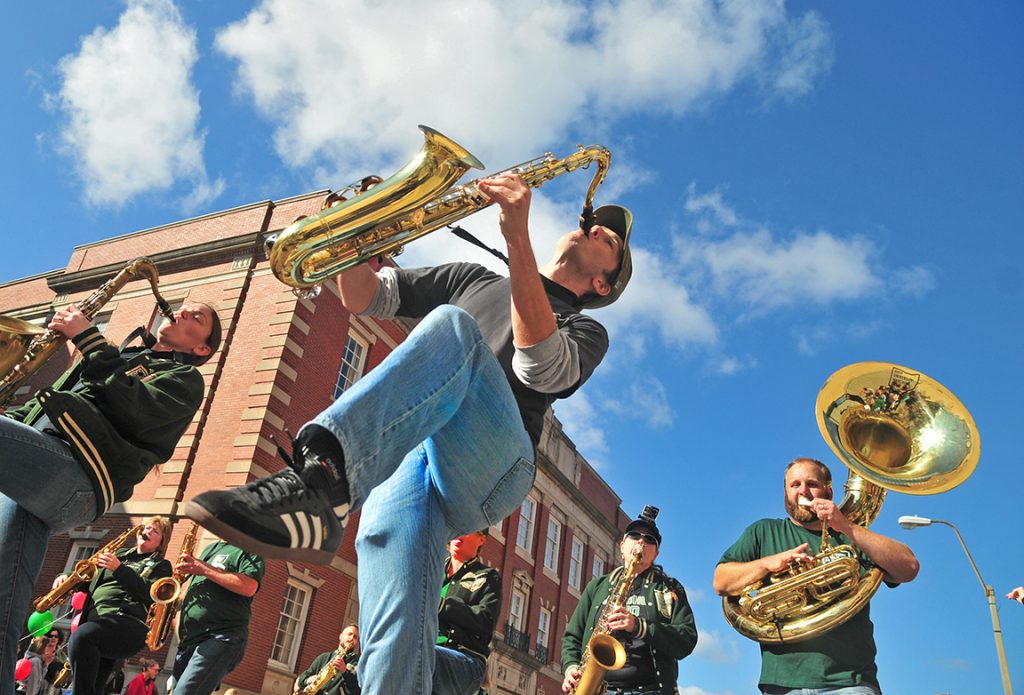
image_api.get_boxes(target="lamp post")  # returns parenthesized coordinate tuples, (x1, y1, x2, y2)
(898, 515, 1014, 695)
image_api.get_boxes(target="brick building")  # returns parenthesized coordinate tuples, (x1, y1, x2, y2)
(0, 191, 628, 694)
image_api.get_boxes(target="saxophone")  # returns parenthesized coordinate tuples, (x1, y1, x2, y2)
(266, 125, 611, 291)
(301, 643, 354, 695)
(52, 660, 72, 688)
(33, 525, 144, 613)
(145, 521, 200, 650)
(572, 544, 644, 695)
(0, 257, 175, 405)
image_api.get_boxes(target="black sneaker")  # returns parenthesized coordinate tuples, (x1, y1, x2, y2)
(183, 468, 345, 564)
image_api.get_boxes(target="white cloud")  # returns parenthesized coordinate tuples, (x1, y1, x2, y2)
(215, 0, 831, 175)
(550, 395, 610, 469)
(692, 628, 742, 665)
(699, 229, 882, 311)
(714, 354, 758, 375)
(759, 10, 834, 101)
(678, 687, 737, 695)
(53, 0, 221, 208)
(605, 375, 675, 429)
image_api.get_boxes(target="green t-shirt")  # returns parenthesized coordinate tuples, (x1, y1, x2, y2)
(179, 542, 265, 644)
(90, 549, 172, 622)
(718, 518, 886, 691)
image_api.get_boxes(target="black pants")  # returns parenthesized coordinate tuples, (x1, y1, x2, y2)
(68, 614, 147, 695)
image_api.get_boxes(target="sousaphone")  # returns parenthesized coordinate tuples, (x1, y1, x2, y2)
(722, 361, 980, 642)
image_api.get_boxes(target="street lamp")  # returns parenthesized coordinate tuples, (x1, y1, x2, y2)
(898, 515, 1014, 695)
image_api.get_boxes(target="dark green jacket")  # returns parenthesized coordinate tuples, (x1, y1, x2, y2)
(298, 649, 359, 695)
(438, 556, 502, 659)
(84, 547, 173, 623)
(5, 326, 205, 514)
(561, 565, 698, 695)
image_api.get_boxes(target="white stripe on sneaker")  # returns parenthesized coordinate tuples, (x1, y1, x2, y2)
(281, 513, 300, 548)
(296, 511, 312, 548)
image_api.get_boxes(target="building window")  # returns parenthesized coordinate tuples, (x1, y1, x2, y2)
(333, 331, 369, 399)
(63, 542, 99, 575)
(568, 537, 584, 589)
(509, 588, 527, 631)
(269, 579, 313, 671)
(544, 517, 561, 573)
(537, 607, 551, 651)
(593, 554, 605, 580)
(516, 496, 536, 552)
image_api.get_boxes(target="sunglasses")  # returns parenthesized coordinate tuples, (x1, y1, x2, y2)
(626, 531, 658, 545)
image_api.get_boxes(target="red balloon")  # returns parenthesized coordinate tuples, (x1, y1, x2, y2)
(70, 613, 81, 633)
(71, 591, 87, 611)
(14, 657, 32, 681)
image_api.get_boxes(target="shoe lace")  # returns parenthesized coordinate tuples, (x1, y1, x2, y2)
(249, 471, 304, 508)
(270, 430, 303, 472)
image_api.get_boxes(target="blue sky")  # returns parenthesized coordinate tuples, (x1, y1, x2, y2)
(2, 1, 1022, 693)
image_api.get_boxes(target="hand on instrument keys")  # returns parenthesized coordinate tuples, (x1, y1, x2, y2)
(762, 543, 813, 574)
(95, 552, 121, 571)
(175, 553, 210, 578)
(561, 665, 581, 693)
(476, 173, 532, 247)
(48, 305, 92, 340)
(605, 605, 637, 634)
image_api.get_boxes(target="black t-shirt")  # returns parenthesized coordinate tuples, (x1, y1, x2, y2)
(393, 263, 609, 444)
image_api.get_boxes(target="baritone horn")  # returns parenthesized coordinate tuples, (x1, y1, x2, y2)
(266, 125, 611, 292)
(722, 361, 980, 643)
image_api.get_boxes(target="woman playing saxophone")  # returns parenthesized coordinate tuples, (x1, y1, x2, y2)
(57, 518, 174, 695)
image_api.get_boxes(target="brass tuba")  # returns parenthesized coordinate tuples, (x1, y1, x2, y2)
(722, 362, 980, 643)
(145, 521, 200, 650)
(0, 257, 175, 405)
(267, 125, 611, 292)
(572, 544, 644, 695)
(34, 525, 144, 613)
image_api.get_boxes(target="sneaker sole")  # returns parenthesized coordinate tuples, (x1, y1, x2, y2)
(182, 499, 338, 565)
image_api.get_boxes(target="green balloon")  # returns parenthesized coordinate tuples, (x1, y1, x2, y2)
(27, 610, 55, 637)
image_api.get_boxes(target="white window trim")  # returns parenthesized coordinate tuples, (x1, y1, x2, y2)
(568, 537, 584, 590)
(543, 517, 562, 574)
(516, 496, 537, 553)
(537, 607, 551, 650)
(333, 330, 370, 398)
(509, 587, 528, 631)
(267, 577, 314, 672)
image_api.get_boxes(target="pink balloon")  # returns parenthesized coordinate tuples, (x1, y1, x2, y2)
(14, 657, 32, 681)
(69, 613, 81, 633)
(71, 591, 87, 611)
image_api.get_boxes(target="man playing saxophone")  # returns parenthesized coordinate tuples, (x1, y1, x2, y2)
(186, 175, 635, 694)
(713, 458, 920, 695)
(562, 508, 697, 695)
(293, 625, 360, 695)
(169, 541, 265, 695)
(0, 300, 219, 690)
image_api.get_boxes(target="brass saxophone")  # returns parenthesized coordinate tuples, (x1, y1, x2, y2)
(302, 643, 354, 695)
(52, 660, 72, 688)
(267, 125, 611, 291)
(0, 257, 175, 405)
(573, 544, 644, 695)
(33, 525, 144, 613)
(145, 521, 200, 650)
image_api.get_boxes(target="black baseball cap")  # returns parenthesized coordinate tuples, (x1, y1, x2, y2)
(582, 204, 634, 309)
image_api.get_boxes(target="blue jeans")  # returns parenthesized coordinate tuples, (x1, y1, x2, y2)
(170, 634, 247, 695)
(0, 418, 97, 695)
(433, 646, 485, 695)
(310, 306, 535, 695)
(761, 686, 882, 695)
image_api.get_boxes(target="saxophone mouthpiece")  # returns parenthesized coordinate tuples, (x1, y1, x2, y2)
(158, 299, 175, 323)
(579, 204, 595, 237)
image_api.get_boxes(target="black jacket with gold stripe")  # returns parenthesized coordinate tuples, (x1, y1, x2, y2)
(5, 326, 205, 514)
(437, 556, 502, 660)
